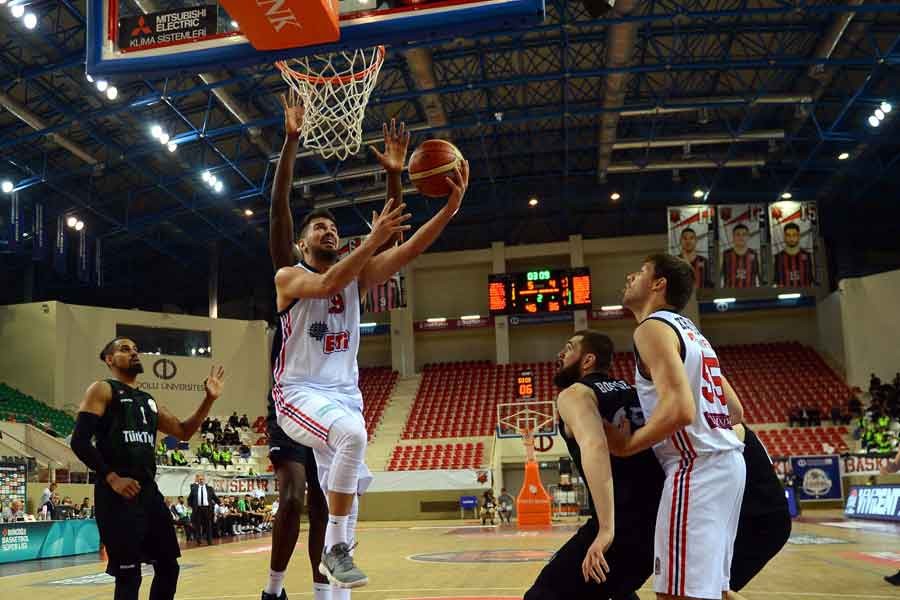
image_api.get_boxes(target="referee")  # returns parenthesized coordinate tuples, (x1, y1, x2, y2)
(70, 338, 225, 600)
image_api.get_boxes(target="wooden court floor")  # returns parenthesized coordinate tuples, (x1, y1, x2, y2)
(3, 509, 898, 600)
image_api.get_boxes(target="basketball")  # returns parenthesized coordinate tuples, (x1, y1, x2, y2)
(408, 139, 465, 197)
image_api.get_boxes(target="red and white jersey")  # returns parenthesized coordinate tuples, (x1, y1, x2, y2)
(271, 261, 362, 407)
(634, 310, 743, 468)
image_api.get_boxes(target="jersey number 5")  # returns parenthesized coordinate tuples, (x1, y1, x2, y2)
(701, 356, 726, 406)
(329, 294, 345, 314)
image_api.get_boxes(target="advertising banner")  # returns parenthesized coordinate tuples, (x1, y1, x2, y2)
(790, 455, 842, 501)
(0, 520, 100, 564)
(844, 485, 900, 522)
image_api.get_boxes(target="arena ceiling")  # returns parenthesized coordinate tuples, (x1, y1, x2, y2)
(1, 1, 899, 312)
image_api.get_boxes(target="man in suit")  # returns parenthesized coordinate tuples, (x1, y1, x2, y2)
(188, 473, 219, 544)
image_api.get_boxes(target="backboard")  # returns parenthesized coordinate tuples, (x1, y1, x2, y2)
(86, 0, 547, 77)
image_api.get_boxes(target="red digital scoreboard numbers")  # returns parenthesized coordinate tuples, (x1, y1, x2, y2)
(488, 268, 591, 315)
(517, 370, 535, 399)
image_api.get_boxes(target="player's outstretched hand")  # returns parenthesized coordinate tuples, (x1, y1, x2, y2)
(107, 473, 141, 500)
(370, 118, 410, 174)
(582, 528, 612, 584)
(445, 159, 469, 216)
(204, 365, 226, 401)
(370, 198, 412, 246)
(280, 93, 304, 140)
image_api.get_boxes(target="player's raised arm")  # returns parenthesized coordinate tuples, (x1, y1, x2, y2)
(157, 365, 225, 441)
(359, 160, 468, 289)
(370, 118, 410, 253)
(276, 201, 411, 302)
(620, 320, 695, 456)
(270, 94, 304, 270)
(557, 384, 614, 583)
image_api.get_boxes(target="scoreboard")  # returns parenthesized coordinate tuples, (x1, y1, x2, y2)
(489, 267, 591, 315)
(516, 370, 535, 399)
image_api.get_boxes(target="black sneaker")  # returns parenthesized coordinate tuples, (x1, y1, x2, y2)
(261, 590, 287, 600)
(885, 571, 900, 586)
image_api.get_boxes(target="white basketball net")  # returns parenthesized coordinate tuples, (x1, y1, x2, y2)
(276, 46, 385, 161)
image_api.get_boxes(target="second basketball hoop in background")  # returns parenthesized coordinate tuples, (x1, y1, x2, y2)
(409, 139, 465, 197)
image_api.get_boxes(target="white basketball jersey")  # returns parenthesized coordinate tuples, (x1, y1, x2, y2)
(634, 310, 742, 467)
(271, 261, 362, 405)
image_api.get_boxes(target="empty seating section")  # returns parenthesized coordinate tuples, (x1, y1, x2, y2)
(716, 342, 850, 424)
(403, 361, 557, 439)
(387, 442, 485, 471)
(756, 426, 849, 456)
(0, 383, 75, 436)
(359, 367, 398, 440)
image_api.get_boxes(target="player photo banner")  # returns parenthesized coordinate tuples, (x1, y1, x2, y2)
(769, 201, 817, 288)
(717, 204, 764, 288)
(338, 235, 406, 312)
(668, 205, 714, 289)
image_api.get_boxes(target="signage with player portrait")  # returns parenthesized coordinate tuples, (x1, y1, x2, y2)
(768, 201, 817, 288)
(667, 206, 714, 289)
(717, 204, 764, 288)
(337, 235, 405, 312)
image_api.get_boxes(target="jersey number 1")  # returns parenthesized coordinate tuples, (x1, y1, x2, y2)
(138, 406, 147, 425)
(701, 356, 727, 406)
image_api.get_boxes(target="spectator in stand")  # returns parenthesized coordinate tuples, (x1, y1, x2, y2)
(870, 373, 882, 393)
(805, 403, 822, 427)
(201, 417, 212, 435)
(239, 443, 252, 460)
(238, 413, 250, 429)
(171, 496, 193, 541)
(848, 394, 863, 417)
(498, 488, 514, 524)
(197, 439, 214, 463)
(171, 447, 188, 467)
(41, 493, 58, 520)
(788, 404, 806, 427)
(228, 411, 240, 429)
(79, 497, 92, 519)
(830, 402, 843, 425)
(156, 439, 169, 465)
(481, 489, 497, 525)
(210, 417, 222, 435)
(61, 496, 74, 507)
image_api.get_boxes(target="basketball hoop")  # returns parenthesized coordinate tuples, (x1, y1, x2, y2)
(276, 46, 386, 161)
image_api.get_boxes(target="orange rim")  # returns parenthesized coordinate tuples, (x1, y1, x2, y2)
(275, 46, 385, 86)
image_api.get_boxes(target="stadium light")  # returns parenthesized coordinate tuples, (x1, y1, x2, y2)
(106, 86, 118, 100)
(95, 79, 109, 92)
(244, 209, 253, 217)
(693, 189, 705, 199)
(778, 293, 802, 300)
(74, 220, 84, 231)
(151, 124, 163, 139)
(1, 180, 13, 194)
(838, 152, 850, 160)
(360, 322, 377, 328)
(610, 192, 621, 201)
(66, 216, 77, 228)
(600, 305, 623, 311)
(202, 171, 212, 182)
(167, 141, 177, 153)
(23, 12, 37, 29)
(713, 297, 736, 304)
(460, 315, 481, 320)
(426, 317, 447, 323)
(528, 197, 538, 207)
(868, 115, 881, 127)
(881, 102, 893, 114)
(781, 192, 792, 199)
(158, 133, 170, 145)
(214, 181, 224, 194)
(11, 4, 24, 18)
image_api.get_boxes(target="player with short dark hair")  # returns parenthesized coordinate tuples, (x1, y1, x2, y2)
(678, 228, 713, 289)
(524, 330, 665, 600)
(71, 338, 225, 600)
(774, 222, 814, 287)
(721, 224, 760, 288)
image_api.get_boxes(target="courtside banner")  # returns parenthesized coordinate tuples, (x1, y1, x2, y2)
(844, 485, 900, 522)
(118, 5, 217, 50)
(667, 205, 715, 289)
(842, 454, 897, 476)
(790, 455, 843, 501)
(156, 469, 276, 497)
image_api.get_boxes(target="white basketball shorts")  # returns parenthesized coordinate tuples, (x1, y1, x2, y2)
(272, 384, 372, 495)
(653, 445, 745, 599)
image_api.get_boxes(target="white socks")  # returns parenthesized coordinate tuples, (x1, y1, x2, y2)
(331, 587, 351, 600)
(265, 569, 286, 596)
(313, 582, 332, 600)
(325, 514, 349, 551)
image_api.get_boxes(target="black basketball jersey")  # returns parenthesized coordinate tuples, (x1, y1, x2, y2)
(96, 379, 159, 483)
(740, 426, 788, 518)
(560, 372, 665, 524)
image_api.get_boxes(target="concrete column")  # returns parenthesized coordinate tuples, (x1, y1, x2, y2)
(492, 242, 509, 364)
(208, 243, 219, 319)
(391, 268, 415, 376)
(570, 234, 588, 331)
